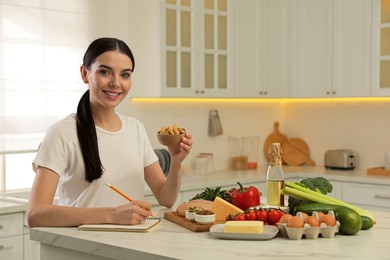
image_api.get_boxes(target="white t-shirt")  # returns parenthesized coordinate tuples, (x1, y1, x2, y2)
(33, 113, 158, 208)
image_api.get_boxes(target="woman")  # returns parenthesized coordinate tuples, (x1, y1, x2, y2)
(27, 37, 192, 227)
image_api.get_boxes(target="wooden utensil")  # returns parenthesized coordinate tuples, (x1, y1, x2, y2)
(281, 138, 315, 166)
(263, 122, 288, 161)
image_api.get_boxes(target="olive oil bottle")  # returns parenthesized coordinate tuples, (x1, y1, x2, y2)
(266, 143, 285, 206)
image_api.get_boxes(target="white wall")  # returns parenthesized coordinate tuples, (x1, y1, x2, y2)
(118, 99, 390, 172)
(117, 98, 390, 172)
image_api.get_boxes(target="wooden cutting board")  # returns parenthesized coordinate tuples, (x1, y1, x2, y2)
(282, 138, 315, 166)
(264, 122, 288, 161)
(164, 212, 224, 232)
(367, 167, 390, 176)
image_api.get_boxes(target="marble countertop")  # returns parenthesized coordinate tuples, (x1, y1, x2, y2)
(0, 198, 27, 215)
(146, 166, 390, 195)
(31, 208, 390, 260)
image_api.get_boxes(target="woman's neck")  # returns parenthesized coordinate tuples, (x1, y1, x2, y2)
(91, 108, 122, 132)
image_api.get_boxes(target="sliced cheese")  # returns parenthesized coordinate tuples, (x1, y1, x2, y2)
(211, 196, 244, 221)
(224, 221, 264, 234)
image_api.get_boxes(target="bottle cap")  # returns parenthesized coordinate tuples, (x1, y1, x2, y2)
(268, 143, 282, 166)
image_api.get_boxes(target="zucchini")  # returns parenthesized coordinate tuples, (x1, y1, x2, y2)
(294, 203, 362, 235)
(361, 216, 374, 230)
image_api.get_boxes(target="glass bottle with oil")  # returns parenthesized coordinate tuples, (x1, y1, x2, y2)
(266, 143, 285, 206)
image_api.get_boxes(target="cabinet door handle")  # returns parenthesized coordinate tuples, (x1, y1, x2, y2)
(0, 225, 3, 230)
(0, 245, 4, 250)
(375, 194, 390, 200)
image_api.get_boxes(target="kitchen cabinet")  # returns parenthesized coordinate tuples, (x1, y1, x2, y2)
(129, 0, 234, 98)
(372, 0, 390, 96)
(342, 182, 390, 212)
(162, 0, 234, 97)
(294, 0, 371, 97)
(0, 212, 24, 260)
(235, 0, 292, 98)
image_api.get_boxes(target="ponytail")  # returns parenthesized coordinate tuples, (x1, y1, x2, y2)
(76, 90, 104, 182)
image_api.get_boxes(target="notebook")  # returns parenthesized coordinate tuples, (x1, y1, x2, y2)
(78, 217, 161, 232)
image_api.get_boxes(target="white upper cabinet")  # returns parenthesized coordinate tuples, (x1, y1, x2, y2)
(372, 0, 390, 96)
(161, 0, 234, 97)
(294, 0, 371, 97)
(235, 0, 292, 98)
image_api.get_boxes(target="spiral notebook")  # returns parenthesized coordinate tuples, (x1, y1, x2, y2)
(78, 217, 161, 232)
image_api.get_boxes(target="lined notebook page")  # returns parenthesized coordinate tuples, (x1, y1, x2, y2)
(78, 217, 161, 232)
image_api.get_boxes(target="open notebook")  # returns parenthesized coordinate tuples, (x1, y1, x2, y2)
(78, 217, 161, 232)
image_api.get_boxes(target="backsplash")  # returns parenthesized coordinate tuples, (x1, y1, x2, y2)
(118, 99, 390, 172)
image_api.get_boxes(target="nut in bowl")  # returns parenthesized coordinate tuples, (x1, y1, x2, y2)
(157, 124, 186, 146)
(195, 210, 216, 224)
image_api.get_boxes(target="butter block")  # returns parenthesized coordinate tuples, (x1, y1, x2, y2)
(224, 221, 264, 234)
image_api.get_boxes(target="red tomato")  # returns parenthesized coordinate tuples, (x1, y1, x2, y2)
(245, 210, 257, 220)
(226, 214, 235, 221)
(235, 213, 246, 221)
(256, 209, 269, 222)
(268, 209, 285, 225)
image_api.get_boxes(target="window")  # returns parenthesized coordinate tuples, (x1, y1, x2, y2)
(0, 0, 95, 191)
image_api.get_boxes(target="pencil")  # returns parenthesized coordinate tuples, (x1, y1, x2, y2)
(105, 182, 134, 202)
(105, 182, 156, 218)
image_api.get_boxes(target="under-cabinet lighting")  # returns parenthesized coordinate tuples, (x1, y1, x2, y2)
(131, 97, 390, 104)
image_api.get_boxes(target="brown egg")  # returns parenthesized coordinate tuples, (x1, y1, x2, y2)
(320, 214, 336, 226)
(279, 214, 293, 224)
(305, 216, 320, 227)
(287, 216, 304, 228)
(301, 212, 309, 221)
(316, 212, 325, 219)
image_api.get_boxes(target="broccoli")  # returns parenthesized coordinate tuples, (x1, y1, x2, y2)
(287, 177, 333, 214)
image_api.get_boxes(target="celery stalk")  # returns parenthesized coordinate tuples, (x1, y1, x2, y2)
(283, 182, 376, 222)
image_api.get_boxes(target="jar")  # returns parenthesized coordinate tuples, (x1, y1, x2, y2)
(228, 135, 259, 170)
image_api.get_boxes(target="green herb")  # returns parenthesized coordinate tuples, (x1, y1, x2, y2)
(190, 187, 231, 202)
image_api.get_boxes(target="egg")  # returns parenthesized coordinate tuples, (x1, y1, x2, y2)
(287, 216, 304, 228)
(301, 212, 309, 221)
(316, 212, 325, 219)
(279, 214, 293, 224)
(320, 214, 337, 226)
(304, 216, 320, 227)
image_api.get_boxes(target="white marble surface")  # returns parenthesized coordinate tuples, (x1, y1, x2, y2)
(0, 197, 27, 214)
(145, 166, 390, 196)
(31, 209, 390, 260)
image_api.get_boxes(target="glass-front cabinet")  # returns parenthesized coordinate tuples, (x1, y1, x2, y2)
(372, 0, 390, 96)
(162, 0, 233, 97)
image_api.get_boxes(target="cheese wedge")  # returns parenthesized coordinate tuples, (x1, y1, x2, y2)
(211, 196, 244, 221)
(224, 221, 264, 234)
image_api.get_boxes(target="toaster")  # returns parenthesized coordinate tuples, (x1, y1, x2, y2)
(324, 149, 357, 170)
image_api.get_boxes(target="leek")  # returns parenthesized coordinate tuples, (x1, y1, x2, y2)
(283, 182, 376, 223)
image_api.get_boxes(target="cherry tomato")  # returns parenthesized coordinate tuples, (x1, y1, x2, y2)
(245, 210, 257, 220)
(226, 214, 235, 221)
(268, 209, 285, 225)
(235, 213, 246, 221)
(256, 209, 269, 222)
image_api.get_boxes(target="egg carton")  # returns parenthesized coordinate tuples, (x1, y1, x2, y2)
(277, 211, 340, 240)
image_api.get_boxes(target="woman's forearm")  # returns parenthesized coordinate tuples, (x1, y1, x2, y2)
(27, 204, 114, 228)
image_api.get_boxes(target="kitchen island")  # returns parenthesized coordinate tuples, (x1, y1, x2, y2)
(31, 209, 390, 260)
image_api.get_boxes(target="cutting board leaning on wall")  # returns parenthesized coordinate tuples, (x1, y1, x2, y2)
(263, 122, 315, 166)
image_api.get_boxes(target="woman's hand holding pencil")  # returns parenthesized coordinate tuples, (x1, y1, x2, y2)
(106, 183, 154, 221)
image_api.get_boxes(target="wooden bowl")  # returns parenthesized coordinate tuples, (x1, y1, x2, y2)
(157, 131, 184, 146)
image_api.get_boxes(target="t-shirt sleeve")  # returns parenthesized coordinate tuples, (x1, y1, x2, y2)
(32, 121, 73, 176)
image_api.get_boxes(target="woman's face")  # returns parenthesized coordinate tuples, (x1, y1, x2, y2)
(81, 50, 133, 111)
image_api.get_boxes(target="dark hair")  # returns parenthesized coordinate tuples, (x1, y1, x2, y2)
(77, 37, 135, 182)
